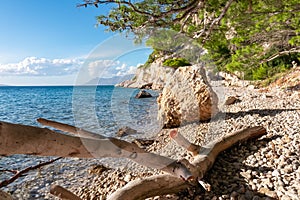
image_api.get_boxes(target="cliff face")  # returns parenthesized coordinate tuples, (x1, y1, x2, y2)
(116, 60, 176, 90)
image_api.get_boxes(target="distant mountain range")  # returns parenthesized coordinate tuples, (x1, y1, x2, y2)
(85, 74, 134, 85)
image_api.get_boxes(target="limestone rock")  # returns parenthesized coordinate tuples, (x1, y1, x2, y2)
(157, 65, 219, 128)
(135, 90, 152, 98)
(117, 60, 176, 90)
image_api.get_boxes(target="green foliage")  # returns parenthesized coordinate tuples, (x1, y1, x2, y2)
(81, 0, 300, 81)
(163, 58, 191, 68)
(141, 49, 163, 68)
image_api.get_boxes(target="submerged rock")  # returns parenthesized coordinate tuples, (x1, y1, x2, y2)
(157, 65, 219, 128)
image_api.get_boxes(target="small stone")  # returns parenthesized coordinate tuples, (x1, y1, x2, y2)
(258, 187, 278, 199)
(124, 174, 132, 182)
(224, 96, 239, 105)
(281, 195, 291, 200)
(240, 171, 251, 179)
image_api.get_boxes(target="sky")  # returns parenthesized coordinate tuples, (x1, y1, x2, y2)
(0, 1, 151, 85)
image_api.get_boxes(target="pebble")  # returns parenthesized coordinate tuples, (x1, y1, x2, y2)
(124, 174, 132, 182)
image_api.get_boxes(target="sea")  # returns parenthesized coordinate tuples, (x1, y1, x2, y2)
(0, 85, 161, 184)
(0, 85, 161, 138)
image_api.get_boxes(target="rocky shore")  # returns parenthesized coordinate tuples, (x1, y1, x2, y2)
(1, 78, 300, 199)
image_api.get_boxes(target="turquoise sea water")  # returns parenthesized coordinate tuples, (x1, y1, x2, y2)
(0, 85, 160, 137)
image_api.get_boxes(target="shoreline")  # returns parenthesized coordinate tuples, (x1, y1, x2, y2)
(1, 81, 300, 199)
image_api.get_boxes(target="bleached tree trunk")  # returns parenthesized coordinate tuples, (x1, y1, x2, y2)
(0, 121, 191, 180)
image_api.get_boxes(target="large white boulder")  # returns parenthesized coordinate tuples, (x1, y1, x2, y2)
(157, 65, 219, 128)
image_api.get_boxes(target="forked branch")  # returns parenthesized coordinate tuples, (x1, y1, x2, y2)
(108, 126, 266, 199)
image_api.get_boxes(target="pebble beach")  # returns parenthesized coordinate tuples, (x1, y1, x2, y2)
(1, 79, 300, 200)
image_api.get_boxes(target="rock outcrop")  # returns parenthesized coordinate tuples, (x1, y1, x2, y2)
(116, 60, 176, 90)
(157, 65, 219, 128)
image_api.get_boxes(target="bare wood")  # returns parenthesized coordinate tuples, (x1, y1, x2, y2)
(198, 179, 211, 192)
(50, 185, 82, 200)
(108, 126, 267, 199)
(169, 129, 200, 156)
(108, 174, 189, 200)
(37, 118, 106, 139)
(0, 121, 192, 179)
(0, 157, 61, 188)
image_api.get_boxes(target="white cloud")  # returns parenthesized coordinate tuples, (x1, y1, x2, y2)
(87, 60, 138, 78)
(115, 64, 138, 76)
(88, 60, 120, 78)
(0, 57, 83, 76)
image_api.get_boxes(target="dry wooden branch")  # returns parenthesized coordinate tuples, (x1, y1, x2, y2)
(50, 185, 82, 200)
(37, 118, 106, 139)
(108, 174, 190, 200)
(0, 157, 61, 188)
(169, 129, 200, 156)
(108, 126, 267, 199)
(0, 121, 192, 180)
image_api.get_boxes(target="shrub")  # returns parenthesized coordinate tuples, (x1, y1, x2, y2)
(163, 58, 191, 68)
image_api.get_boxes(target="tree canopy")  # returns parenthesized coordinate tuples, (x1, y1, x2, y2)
(79, 0, 300, 80)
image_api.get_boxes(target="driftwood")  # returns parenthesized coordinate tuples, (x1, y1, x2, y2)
(108, 126, 266, 200)
(0, 119, 266, 200)
(0, 120, 191, 179)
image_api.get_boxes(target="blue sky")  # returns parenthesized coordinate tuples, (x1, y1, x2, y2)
(0, 1, 151, 85)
